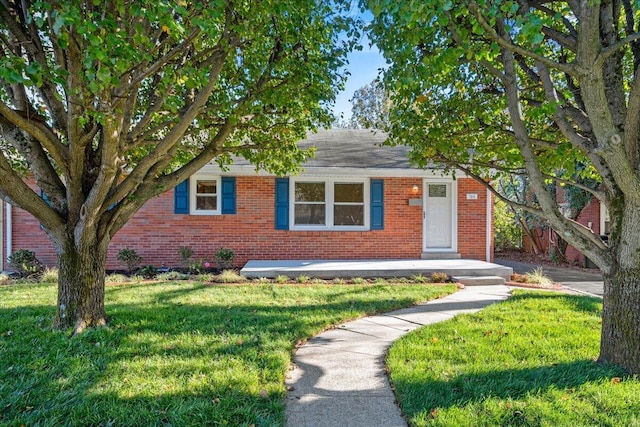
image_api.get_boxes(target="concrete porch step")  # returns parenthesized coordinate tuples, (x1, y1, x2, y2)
(453, 276, 506, 286)
(421, 252, 462, 259)
(241, 259, 514, 280)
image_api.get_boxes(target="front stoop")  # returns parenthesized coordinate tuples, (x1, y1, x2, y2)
(453, 276, 506, 286)
(241, 259, 514, 280)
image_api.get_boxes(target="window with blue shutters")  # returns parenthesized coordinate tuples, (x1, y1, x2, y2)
(174, 175, 237, 215)
(282, 177, 379, 231)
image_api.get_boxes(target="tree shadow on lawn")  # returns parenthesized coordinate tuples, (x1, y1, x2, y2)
(506, 290, 603, 315)
(392, 359, 632, 423)
(0, 284, 443, 425)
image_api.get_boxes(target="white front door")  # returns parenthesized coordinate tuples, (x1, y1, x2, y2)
(423, 181, 456, 251)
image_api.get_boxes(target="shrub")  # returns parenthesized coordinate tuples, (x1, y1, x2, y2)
(296, 275, 310, 284)
(215, 248, 235, 270)
(156, 271, 190, 281)
(187, 258, 206, 275)
(215, 270, 246, 283)
(510, 272, 528, 283)
(8, 249, 43, 277)
(494, 199, 523, 251)
(411, 273, 430, 283)
(351, 277, 367, 284)
(106, 273, 129, 284)
(196, 273, 214, 282)
(40, 267, 59, 283)
(275, 275, 288, 284)
(430, 272, 450, 283)
(374, 277, 387, 285)
(130, 275, 145, 284)
(332, 277, 346, 285)
(116, 248, 142, 273)
(138, 265, 158, 279)
(178, 246, 193, 263)
(0, 273, 10, 285)
(524, 267, 554, 286)
(253, 277, 270, 284)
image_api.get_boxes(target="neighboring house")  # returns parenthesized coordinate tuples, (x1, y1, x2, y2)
(1, 129, 494, 271)
(523, 191, 609, 267)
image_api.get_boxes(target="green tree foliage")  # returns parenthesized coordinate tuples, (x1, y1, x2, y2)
(349, 79, 390, 129)
(493, 200, 522, 252)
(0, 0, 356, 332)
(366, 1, 640, 373)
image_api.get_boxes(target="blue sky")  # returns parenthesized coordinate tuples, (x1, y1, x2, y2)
(332, 6, 387, 121)
(333, 40, 387, 121)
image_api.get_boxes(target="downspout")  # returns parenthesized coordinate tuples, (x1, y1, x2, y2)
(486, 189, 492, 262)
(5, 202, 12, 269)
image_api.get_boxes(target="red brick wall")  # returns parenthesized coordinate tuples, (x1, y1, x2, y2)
(565, 198, 601, 266)
(457, 179, 492, 261)
(523, 195, 602, 267)
(3, 176, 491, 269)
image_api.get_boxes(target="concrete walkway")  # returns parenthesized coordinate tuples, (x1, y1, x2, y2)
(285, 285, 512, 427)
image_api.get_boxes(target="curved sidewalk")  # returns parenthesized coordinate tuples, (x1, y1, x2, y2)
(285, 285, 512, 427)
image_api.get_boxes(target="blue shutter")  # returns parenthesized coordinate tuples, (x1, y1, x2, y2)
(40, 190, 51, 206)
(275, 178, 289, 230)
(174, 179, 189, 214)
(221, 177, 236, 214)
(371, 179, 384, 230)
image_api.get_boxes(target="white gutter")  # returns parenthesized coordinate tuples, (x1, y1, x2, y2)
(486, 189, 492, 262)
(5, 202, 11, 269)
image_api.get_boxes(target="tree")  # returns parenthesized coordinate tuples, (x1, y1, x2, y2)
(349, 79, 390, 129)
(366, 1, 640, 373)
(0, 0, 355, 333)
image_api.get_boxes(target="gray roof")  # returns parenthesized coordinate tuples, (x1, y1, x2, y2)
(296, 129, 412, 169)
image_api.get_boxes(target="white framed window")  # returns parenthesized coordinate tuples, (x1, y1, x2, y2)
(190, 174, 220, 215)
(600, 202, 610, 235)
(291, 178, 369, 230)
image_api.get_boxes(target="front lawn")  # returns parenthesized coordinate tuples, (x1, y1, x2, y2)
(388, 290, 640, 427)
(0, 280, 455, 426)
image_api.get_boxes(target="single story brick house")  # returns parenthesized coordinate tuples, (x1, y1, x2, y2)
(1, 129, 494, 271)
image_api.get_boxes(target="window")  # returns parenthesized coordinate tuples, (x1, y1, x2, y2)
(190, 175, 220, 215)
(295, 182, 326, 225)
(334, 183, 364, 226)
(601, 203, 610, 235)
(428, 184, 447, 198)
(291, 178, 368, 230)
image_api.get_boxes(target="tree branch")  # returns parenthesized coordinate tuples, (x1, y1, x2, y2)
(0, 101, 68, 171)
(468, 2, 576, 75)
(501, 41, 608, 262)
(0, 148, 64, 231)
(115, 29, 201, 98)
(597, 32, 640, 66)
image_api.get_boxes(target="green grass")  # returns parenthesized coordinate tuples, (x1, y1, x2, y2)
(388, 290, 640, 427)
(0, 280, 455, 426)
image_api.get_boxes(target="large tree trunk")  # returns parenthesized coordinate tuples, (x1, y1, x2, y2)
(599, 268, 640, 373)
(54, 234, 110, 334)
